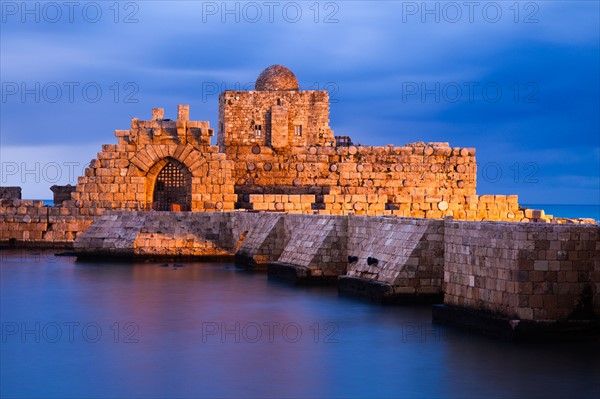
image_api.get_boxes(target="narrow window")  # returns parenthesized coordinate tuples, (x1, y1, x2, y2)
(294, 125, 302, 137)
(255, 125, 262, 137)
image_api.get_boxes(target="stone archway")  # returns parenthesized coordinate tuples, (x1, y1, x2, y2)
(147, 157, 192, 211)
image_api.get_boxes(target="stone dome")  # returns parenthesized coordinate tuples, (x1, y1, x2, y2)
(255, 65, 299, 91)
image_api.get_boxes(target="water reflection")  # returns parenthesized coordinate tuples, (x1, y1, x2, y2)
(1, 250, 599, 398)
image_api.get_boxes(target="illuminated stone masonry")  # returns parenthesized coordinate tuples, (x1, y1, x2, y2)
(1, 65, 598, 340)
(0, 65, 595, 247)
(72, 104, 236, 215)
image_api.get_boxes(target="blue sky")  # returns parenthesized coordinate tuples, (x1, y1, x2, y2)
(1, 0, 599, 204)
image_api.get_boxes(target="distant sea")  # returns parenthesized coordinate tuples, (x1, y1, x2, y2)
(35, 200, 599, 222)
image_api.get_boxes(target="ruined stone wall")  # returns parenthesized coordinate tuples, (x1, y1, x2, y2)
(443, 221, 600, 320)
(0, 199, 92, 245)
(224, 141, 525, 220)
(213, 82, 545, 222)
(227, 142, 477, 197)
(0, 187, 21, 200)
(3, 102, 563, 223)
(218, 90, 333, 151)
(234, 214, 287, 265)
(72, 106, 236, 215)
(50, 184, 76, 205)
(70, 211, 599, 322)
(275, 214, 348, 277)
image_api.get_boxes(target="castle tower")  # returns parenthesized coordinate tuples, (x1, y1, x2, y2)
(218, 65, 335, 153)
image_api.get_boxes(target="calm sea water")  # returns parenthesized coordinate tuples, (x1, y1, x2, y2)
(1, 251, 599, 399)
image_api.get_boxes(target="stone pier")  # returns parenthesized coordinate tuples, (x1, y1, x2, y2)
(433, 220, 600, 340)
(1, 65, 598, 340)
(339, 217, 444, 303)
(74, 211, 235, 259)
(70, 210, 600, 339)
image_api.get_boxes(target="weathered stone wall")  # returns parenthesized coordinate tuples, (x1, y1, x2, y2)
(276, 214, 348, 277)
(443, 221, 600, 320)
(345, 217, 444, 296)
(0, 199, 92, 245)
(218, 90, 334, 151)
(219, 140, 527, 221)
(72, 105, 236, 215)
(0, 187, 21, 200)
(50, 184, 76, 205)
(74, 211, 234, 257)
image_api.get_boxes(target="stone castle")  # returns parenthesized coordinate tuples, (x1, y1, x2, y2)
(1, 65, 598, 339)
(1, 64, 592, 244)
(57, 65, 531, 220)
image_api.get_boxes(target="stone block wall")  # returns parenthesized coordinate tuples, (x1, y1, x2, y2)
(444, 221, 600, 320)
(220, 140, 527, 220)
(74, 211, 234, 258)
(227, 142, 475, 198)
(345, 217, 444, 295)
(72, 106, 236, 215)
(0, 200, 48, 241)
(0, 199, 92, 244)
(50, 184, 76, 205)
(0, 187, 21, 200)
(321, 192, 388, 216)
(276, 214, 348, 277)
(218, 90, 334, 150)
(240, 194, 316, 213)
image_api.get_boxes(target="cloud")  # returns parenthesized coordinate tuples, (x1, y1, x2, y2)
(0, 0, 598, 204)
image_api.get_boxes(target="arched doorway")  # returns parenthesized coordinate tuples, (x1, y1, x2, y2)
(152, 160, 191, 211)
